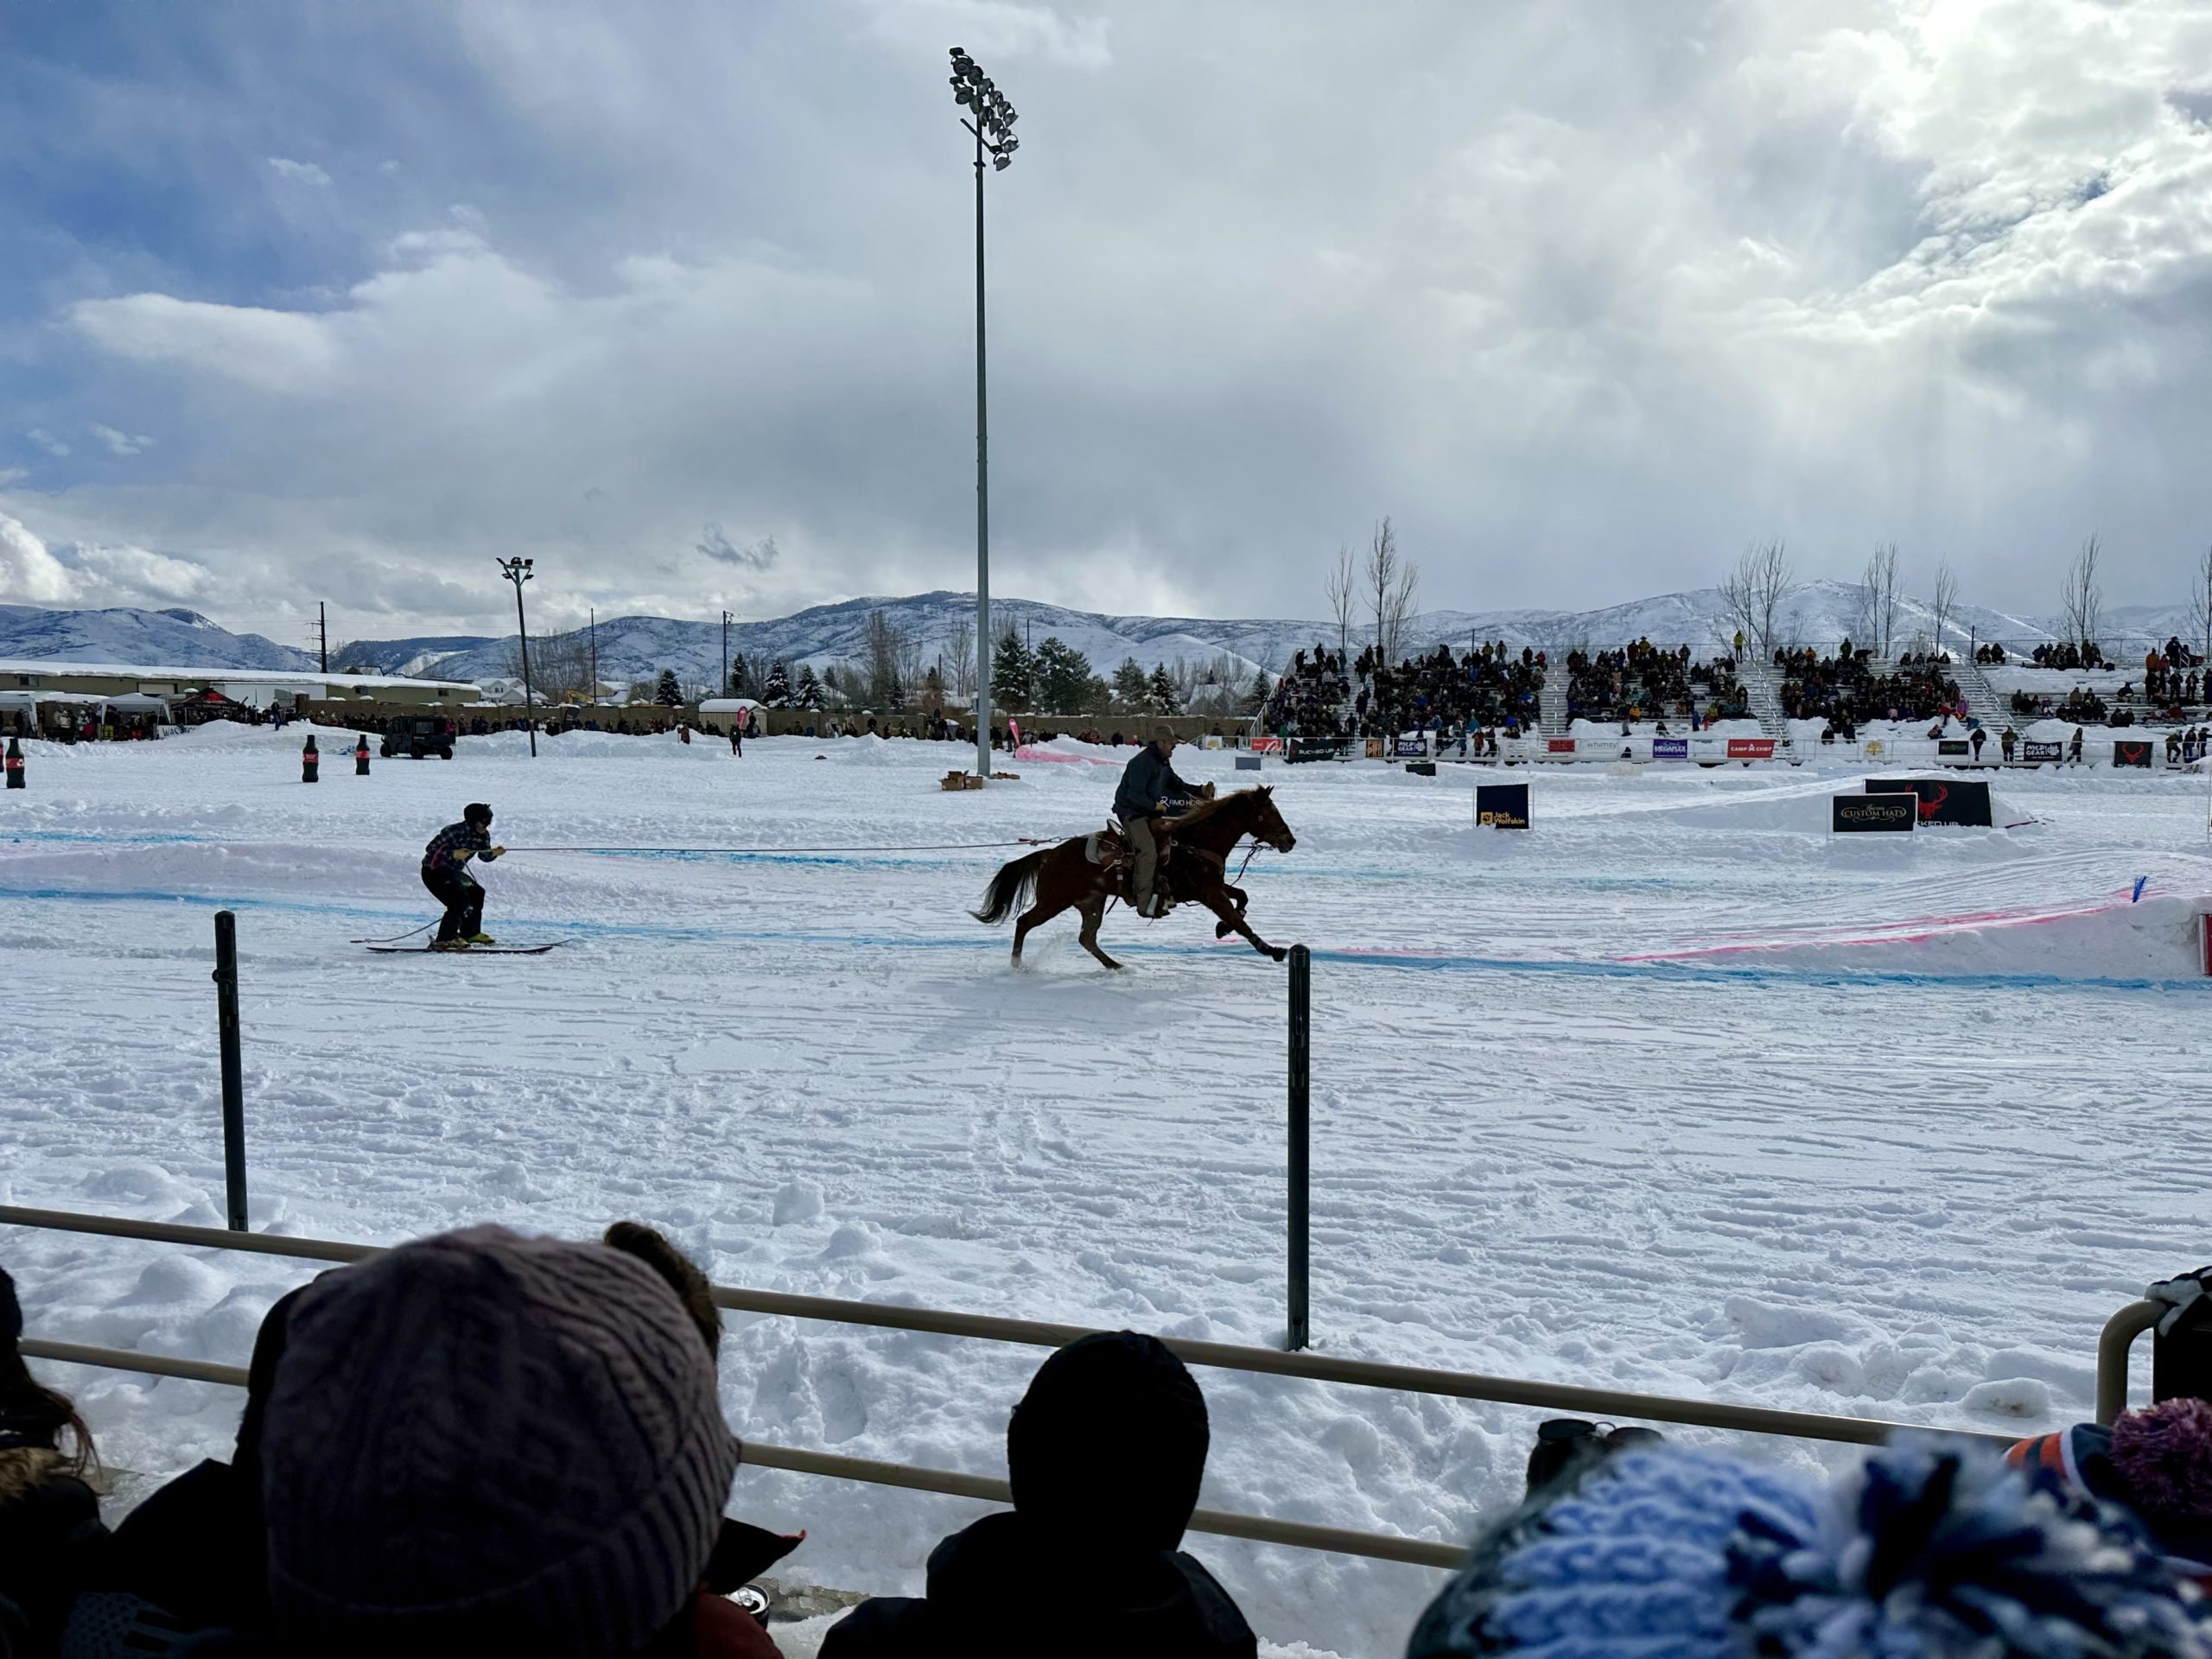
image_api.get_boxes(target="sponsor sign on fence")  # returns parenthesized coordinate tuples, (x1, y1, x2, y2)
(2113, 740, 2153, 768)
(1937, 740, 1970, 757)
(1726, 737, 1777, 760)
(1833, 793, 1916, 833)
(1548, 737, 1576, 754)
(1651, 737, 1688, 760)
(2021, 740, 2063, 762)
(1393, 736, 1427, 758)
(1364, 737, 1386, 759)
(1865, 777, 1993, 827)
(1287, 736, 1352, 764)
(1475, 782, 1530, 829)
(1249, 736, 1283, 755)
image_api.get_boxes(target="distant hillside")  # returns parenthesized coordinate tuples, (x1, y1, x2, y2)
(0, 604, 315, 671)
(7, 584, 2198, 685)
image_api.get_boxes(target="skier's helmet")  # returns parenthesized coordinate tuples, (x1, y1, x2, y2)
(463, 802, 493, 826)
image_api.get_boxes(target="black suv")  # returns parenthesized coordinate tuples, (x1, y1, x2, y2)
(381, 715, 458, 760)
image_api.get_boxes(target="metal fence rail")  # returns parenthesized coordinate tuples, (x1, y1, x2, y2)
(3, 1201, 2019, 1578)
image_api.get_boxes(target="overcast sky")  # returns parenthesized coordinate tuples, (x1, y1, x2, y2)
(3, 0, 2209, 645)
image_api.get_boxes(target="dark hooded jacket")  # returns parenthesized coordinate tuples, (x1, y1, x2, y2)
(1113, 745, 1206, 824)
(820, 1332, 1256, 1659)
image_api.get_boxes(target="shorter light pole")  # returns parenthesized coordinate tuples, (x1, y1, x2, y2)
(496, 556, 537, 757)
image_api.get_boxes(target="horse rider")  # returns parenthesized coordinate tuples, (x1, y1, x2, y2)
(1113, 725, 1212, 917)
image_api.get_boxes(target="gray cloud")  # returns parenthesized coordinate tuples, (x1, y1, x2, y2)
(696, 525, 779, 569)
(7, 0, 2212, 641)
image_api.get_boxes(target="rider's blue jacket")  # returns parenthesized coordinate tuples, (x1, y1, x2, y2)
(1114, 742, 1205, 823)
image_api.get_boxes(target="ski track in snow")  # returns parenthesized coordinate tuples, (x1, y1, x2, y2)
(5, 723, 2211, 1657)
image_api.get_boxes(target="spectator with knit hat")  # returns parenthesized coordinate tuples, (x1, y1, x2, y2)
(821, 1331, 1257, 1658)
(1406, 1434, 2209, 1659)
(253, 1224, 767, 1658)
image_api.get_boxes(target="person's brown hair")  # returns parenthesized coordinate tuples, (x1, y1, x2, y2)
(601, 1222, 721, 1360)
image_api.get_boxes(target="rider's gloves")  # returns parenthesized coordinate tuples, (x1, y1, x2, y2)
(485, 846, 506, 860)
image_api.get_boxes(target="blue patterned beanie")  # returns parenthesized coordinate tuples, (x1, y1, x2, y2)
(1408, 1438, 2209, 1659)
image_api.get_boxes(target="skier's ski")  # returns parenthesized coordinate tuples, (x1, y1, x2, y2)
(366, 940, 569, 955)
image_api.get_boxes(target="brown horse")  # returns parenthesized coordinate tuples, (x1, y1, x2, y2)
(972, 785, 1298, 969)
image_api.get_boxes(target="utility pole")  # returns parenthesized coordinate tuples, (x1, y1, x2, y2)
(722, 610, 733, 697)
(949, 46, 1019, 779)
(589, 608, 598, 707)
(318, 601, 328, 675)
(496, 557, 537, 757)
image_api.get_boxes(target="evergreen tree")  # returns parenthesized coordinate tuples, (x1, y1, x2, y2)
(1247, 668, 1272, 714)
(1033, 636, 1097, 713)
(764, 660, 791, 706)
(1147, 664, 1182, 715)
(991, 627, 1035, 710)
(1110, 656, 1150, 709)
(794, 663, 822, 709)
(654, 668, 683, 707)
(728, 652, 748, 697)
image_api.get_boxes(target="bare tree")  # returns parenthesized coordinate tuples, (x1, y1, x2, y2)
(1364, 517, 1420, 665)
(944, 619, 976, 702)
(1716, 538, 1793, 656)
(2059, 534, 2105, 649)
(862, 608, 908, 707)
(2183, 545, 2212, 668)
(505, 630, 594, 702)
(1856, 542, 1903, 658)
(1929, 556, 1960, 660)
(1324, 542, 1358, 662)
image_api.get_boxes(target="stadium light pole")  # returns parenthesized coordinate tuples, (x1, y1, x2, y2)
(722, 610, 734, 697)
(950, 46, 1019, 780)
(496, 556, 537, 757)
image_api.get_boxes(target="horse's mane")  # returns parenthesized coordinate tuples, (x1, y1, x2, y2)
(1166, 787, 1264, 831)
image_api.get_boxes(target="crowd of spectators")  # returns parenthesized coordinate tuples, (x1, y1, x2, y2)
(1259, 643, 1355, 739)
(2032, 639, 2110, 671)
(5, 1245, 2210, 1658)
(1261, 639, 1547, 744)
(1775, 641, 1962, 729)
(1562, 640, 1745, 727)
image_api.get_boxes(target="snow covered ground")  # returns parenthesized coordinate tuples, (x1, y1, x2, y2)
(6, 722, 2212, 1657)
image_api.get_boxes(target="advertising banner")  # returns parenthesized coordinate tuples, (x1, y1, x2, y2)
(1864, 778, 1993, 826)
(1393, 736, 1427, 758)
(1547, 737, 1576, 754)
(1726, 737, 1777, 760)
(1364, 737, 1386, 759)
(2021, 740, 2063, 762)
(1475, 782, 1531, 829)
(1833, 793, 1916, 833)
(2113, 740, 2153, 768)
(1937, 739, 1970, 757)
(1651, 737, 1689, 760)
(1249, 736, 1283, 754)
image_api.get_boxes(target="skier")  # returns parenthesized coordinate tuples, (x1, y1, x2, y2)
(422, 803, 505, 950)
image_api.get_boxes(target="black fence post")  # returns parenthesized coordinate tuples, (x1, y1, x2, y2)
(1287, 944, 1310, 1352)
(2153, 1293, 2212, 1406)
(213, 911, 248, 1232)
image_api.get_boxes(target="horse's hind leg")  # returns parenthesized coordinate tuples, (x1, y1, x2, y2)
(1077, 901, 1122, 970)
(1013, 897, 1071, 964)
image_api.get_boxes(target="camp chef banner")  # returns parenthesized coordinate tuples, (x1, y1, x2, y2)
(1865, 777, 1993, 827)
(1651, 737, 1689, 760)
(1726, 737, 1776, 760)
(1476, 782, 1530, 829)
(1833, 793, 1916, 833)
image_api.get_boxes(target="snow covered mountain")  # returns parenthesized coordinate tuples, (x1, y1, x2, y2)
(0, 603, 316, 670)
(7, 582, 2196, 685)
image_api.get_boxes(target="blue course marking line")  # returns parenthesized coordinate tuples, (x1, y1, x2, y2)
(7, 883, 2208, 994)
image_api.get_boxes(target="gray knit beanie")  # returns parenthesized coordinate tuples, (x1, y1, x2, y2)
(261, 1225, 740, 1658)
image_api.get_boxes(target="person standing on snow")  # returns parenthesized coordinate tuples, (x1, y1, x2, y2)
(422, 803, 505, 950)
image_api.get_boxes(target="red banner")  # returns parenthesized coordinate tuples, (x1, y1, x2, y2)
(1249, 736, 1283, 754)
(1548, 737, 1576, 753)
(1726, 737, 1776, 760)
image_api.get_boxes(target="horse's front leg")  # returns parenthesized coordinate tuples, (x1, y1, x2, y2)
(1200, 888, 1286, 962)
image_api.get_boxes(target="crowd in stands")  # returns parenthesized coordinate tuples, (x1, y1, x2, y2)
(1775, 641, 1962, 732)
(1563, 641, 1746, 727)
(1261, 640, 1547, 744)
(2033, 640, 2110, 671)
(6, 1243, 2211, 1658)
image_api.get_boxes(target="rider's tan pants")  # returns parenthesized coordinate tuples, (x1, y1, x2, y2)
(1127, 816, 1161, 908)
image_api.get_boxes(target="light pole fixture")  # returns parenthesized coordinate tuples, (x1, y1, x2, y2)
(496, 556, 537, 757)
(722, 610, 734, 697)
(950, 45, 1018, 779)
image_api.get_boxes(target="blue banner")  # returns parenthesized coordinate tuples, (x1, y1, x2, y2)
(1651, 737, 1689, 760)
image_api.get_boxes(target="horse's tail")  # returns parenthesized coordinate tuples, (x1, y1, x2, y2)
(972, 849, 1047, 925)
